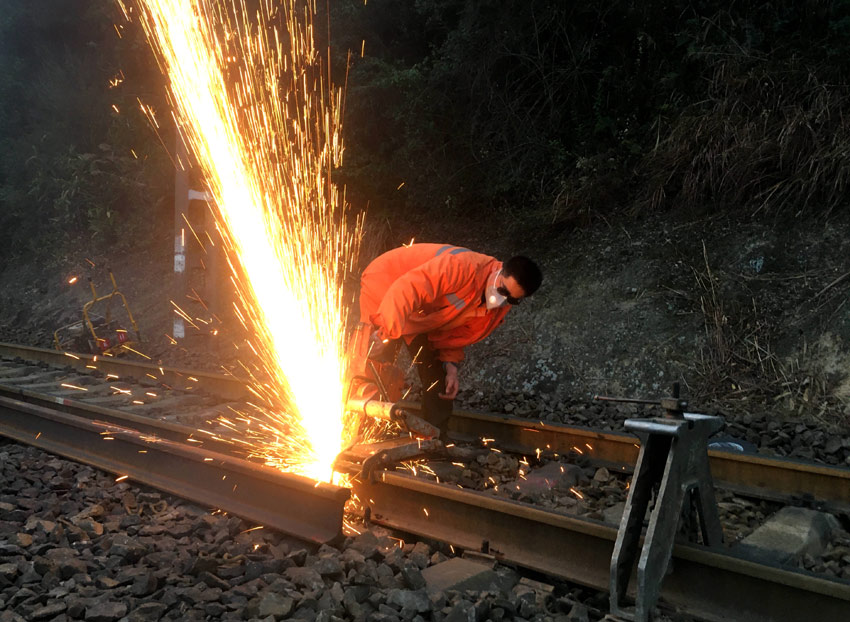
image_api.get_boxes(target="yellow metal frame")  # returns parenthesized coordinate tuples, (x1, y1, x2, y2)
(53, 270, 141, 355)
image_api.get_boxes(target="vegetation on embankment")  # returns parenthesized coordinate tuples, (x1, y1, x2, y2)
(330, 1, 850, 227)
(5, 1, 850, 254)
(0, 2, 170, 261)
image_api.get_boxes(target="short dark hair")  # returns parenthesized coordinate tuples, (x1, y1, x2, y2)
(503, 256, 543, 296)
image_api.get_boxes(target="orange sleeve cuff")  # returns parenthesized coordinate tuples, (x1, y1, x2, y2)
(437, 348, 465, 365)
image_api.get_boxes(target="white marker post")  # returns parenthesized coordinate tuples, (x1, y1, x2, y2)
(173, 126, 189, 340)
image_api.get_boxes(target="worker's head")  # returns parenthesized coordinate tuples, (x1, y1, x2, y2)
(487, 256, 542, 308)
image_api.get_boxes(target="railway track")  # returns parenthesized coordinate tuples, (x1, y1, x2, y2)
(1, 342, 849, 621)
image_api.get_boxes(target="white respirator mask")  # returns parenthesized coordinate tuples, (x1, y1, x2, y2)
(485, 269, 507, 310)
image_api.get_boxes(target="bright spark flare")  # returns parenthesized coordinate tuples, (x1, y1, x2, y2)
(130, 0, 361, 481)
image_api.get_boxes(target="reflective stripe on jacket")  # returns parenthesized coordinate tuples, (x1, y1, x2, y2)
(359, 243, 510, 363)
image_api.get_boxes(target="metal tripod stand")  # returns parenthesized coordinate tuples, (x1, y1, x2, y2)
(596, 384, 725, 621)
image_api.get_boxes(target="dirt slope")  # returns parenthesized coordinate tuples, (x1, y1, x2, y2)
(1, 210, 848, 429)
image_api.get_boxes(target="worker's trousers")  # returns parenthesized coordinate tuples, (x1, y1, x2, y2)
(404, 334, 452, 439)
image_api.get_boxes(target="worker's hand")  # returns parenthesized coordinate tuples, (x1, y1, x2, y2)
(440, 362, 459, 400)
(367, 327, 390, 360)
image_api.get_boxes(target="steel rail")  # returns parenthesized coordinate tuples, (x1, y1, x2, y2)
(1, 375, 848, 620)
(3, 341, 850, 507)
(0, 382, 275, 474)
(446, 409, 850, 508)
(0, 394, 349, 544)
(0, 341, 248, 400)
(0, 383, 205, 445)
(353, 471, 850, 622)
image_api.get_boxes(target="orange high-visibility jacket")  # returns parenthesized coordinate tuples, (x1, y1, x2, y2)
(360, 243, 510, 363)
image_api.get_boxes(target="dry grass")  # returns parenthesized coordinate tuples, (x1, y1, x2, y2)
(688, 242, 847, 426)
(639, 56, 850, 219)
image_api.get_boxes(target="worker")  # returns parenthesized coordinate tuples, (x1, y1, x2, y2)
(359, 243, 543, 436)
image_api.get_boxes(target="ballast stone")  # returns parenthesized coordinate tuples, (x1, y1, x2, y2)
(421, 557, 501, 594)
(84, 600, 127, 622)
(257, 592, 294, 618)
(603, 501, 627, 525)
(739, 506, 839, 564)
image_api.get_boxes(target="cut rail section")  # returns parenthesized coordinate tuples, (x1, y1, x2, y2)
(353, 471, 850, 622)
(0, 394, 348, 544)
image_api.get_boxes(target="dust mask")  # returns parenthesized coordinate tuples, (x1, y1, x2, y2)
(485, 269, 507, 310)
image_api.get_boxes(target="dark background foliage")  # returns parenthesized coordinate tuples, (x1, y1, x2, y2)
(0, 1, 170, 262)
(328, 0, 850, 228)
(2, 1, 850, 257)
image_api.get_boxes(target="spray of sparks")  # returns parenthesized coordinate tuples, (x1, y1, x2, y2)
(126, 0, 361, 482)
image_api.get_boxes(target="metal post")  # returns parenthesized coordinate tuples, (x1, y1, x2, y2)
(174, 124, 222, 341)
(173, 125, 189, 340)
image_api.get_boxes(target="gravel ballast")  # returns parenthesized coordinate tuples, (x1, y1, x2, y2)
(0, 439, 642, 622)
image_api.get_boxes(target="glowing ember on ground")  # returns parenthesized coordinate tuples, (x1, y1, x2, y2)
(128, 0, 361, 482)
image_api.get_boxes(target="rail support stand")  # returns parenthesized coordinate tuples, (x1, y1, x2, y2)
(607, 390, 725, 622)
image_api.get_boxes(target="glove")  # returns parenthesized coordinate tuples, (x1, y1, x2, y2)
(367, 327, 390, 360)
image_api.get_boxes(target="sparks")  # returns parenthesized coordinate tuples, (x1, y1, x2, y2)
(133, 0, 361, 482)
(115, 475, 129, 482)
(121, 344, 151, 359)
(60, 383, 88, 391)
